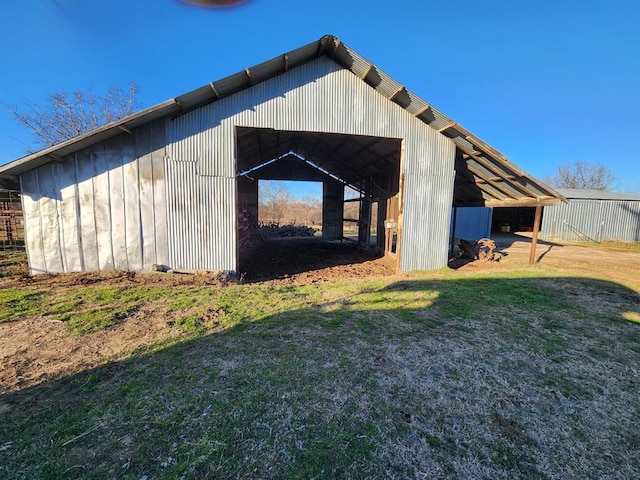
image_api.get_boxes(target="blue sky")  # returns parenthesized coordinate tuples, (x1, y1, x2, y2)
(0, 0, 638, 194)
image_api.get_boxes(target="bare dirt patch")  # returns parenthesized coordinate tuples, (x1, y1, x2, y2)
(1, 239, 397, 397)
(451, 233, 640, 292)
(0, 304, 173, 395)
(1, 235, 638, 400)
(239, 238, 397, 284)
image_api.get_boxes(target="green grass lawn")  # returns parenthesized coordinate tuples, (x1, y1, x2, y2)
(0, 264, 639, 479)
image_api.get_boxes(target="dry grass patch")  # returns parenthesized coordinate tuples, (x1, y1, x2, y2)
(0, 251, 638, 479)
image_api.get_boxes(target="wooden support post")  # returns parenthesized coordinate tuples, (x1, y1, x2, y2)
(377, 198, 386, 252)
(450, 206, 458, 255)
(396, 173, 405, 272)
(529, 204, 542, 265)
(358, 176, 372, 248)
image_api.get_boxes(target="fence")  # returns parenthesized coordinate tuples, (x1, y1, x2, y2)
(0, 190, 24, 251)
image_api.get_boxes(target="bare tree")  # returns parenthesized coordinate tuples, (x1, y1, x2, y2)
(4, 83, 140, 150)
(546, 161, 616, 190)
(259, 180, 292, 224)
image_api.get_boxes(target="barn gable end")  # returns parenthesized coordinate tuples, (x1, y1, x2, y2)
(0, 35, 565, 275)
(166, 56, 454, 272)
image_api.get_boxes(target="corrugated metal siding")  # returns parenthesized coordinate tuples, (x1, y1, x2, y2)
(168, 57, 456, 272)
(401, 172, 456, 271)
(541, 199, 640, 242)
(19, 122, 168, 274)
(164, 158, 237, 271)
(450, 207, 493, 240)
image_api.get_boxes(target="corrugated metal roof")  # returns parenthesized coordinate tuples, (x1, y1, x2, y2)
(555, 189, 640, 201)
(0, 35, 565, 207)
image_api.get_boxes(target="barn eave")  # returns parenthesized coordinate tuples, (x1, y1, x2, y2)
(0, 34, 565, 207)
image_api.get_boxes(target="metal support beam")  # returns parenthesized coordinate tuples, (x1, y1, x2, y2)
(389, 86, 405, 101)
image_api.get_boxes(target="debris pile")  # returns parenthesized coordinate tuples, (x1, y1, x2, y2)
(257, 222, 317, 238)
(454, 237, 502, 262)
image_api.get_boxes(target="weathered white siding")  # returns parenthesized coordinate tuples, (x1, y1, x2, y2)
(167, 57, 455, 272)
(20, 121, 168, 274)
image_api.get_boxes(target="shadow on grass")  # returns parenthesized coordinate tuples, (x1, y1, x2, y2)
(0, 276, 638, 479)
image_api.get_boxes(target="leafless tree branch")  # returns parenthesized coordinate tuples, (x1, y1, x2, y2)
(2, 83, 140, 152)
(546, 161, 616, 190)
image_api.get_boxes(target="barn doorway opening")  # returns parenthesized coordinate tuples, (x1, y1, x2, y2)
(258, 179, 322, 236)
(235, 127, 402, 281)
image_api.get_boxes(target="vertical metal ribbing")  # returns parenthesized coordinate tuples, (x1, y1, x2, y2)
(167, 57, 457, 272)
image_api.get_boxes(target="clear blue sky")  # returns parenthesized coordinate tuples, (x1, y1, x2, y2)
(1, 0, 638, 193)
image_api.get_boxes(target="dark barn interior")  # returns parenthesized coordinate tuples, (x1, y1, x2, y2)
(235, 127, 402, 275)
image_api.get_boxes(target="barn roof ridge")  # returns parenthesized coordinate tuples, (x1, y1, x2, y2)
(0, 35, 565, 206)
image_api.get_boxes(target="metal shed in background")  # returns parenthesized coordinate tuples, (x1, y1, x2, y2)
(540, 189, 640, 243)
(450, 207, 493, 242)
(0, 35, 564, 275)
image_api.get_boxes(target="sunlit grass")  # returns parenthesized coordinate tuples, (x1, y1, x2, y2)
(0, 254, 638, 478)
(566, 239, 640, 252)
(623, 311, 640, 323)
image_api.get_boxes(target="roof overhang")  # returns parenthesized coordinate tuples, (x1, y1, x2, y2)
(0, 35, 566, 207)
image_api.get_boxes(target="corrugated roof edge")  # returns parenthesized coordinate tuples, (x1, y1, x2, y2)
(0, 34, 566, 205)
(556, 189, 640, 201)
(0, 98, 179, 179)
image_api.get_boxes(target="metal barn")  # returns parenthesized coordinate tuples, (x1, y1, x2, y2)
(540, 189, 640, 243)
(0, 36, 564, 275)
